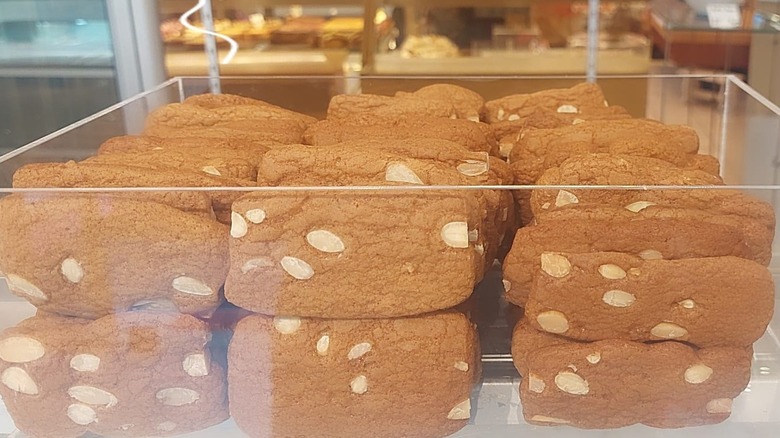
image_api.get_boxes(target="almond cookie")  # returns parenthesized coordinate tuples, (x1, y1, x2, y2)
(484, 82, 611, 124)
(530, 154, 773, 233)
(502, 206, 773, 306)
(509, 120, 709, 184)
(303, 117, 497, 155)
(229, 311, 478, 438)
(0, 193, 228, 318)
(183, 92, 317, 124)
(395, 84, 484, 120)
(257, 144, 498, 272)
(97, 136, 269, 166)
(13, 161, 214, 218)
(493, 106, 632, 157)
(225, 192, 480, 318)
(12, 160, 252, 224)
(512, 320, 751, 428)
(525, 253, 774, 347)
(327, 93, 457, 122)
(83, 149, 256, 181)
(304, 138, 515, 247)
(0, 311, 228, 437)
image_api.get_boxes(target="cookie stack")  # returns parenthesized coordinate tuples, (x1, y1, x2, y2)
(225, 86, 501, 437)
(0, 94, 317, 437)
(495, 84, 775, 428)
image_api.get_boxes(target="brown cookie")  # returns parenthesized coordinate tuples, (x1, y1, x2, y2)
(0, 312, 228, 437)
(525, 253, 774, 347)
(509, 120, 707, 185)
(226, 192, 480, 318)
(257, 144, 499, 270)
(97, 136, 269, 166)
(530, 155, 773, 233)
(395, 84, 484, 120)
(484, 83, 611, 124)
(13, 161, 214, 218)
(83, 149, 256, 181)
(182, 92, 317, 125)
(493, 106, 633, 157)
(229, 312, 478, 438)
(0, 193, 228, 318)
(303, 117, 497, 155)
(503, 206, 773, 306)
(12, 160, 252, 224)
(326, 93, 457, 122)
(512, 320, 751, 428)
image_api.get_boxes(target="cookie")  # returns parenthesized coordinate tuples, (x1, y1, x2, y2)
(327, 93, 457, 122)
(395, 84, 484, 120)
(144, 95, 314, 144)
(257, 144, 499, 270)
(0, 311, 228, 437)
(229, 311, 478, 438)
(530, 154, 773, 232)
(182, 92, 317, 125)
(301, 138, 514, 247)
(493, 106, 633, 157)
(509, 120, 709, 185)
(97, 136, 269, 166)
(502, 206, 773, 306)
(83, 149, 256, 181)
(225, 192, 480, 318)
(12, 160, 253, 224)
(511, 320, 751, 428)
(525, 253, 774, 347)
(0, 193, 228, 318)
(303, 117, 497, 155)
(13, 161, 215, 218)
(484, 82, 611, 124)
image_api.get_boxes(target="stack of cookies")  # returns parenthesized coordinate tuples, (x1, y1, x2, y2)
(0, 94, 320, 437)
(0, 81, 773, 436)
(495, 85, 775, 428)
(225, 85, 500, 437)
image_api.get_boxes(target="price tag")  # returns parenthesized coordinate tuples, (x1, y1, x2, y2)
(706, 3, 742, 29)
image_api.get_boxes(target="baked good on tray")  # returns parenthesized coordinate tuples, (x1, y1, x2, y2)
(524, 252, 774, 347)
(484, 82, 612, 123)
(327, 93, 458, 122)
(96, 136, 269, 165)
(226, 191, 481, 318)
(12, 160, 253, 224)
(395, 84, 485, 121)
(144, 93, 316, 143)
(228, 311, 479, 438)
(303, 116, 498, 155)
(503, 205, 773, 306)
(0, 311, 228, 437)
(255, 144, 501, 269)
(0, 193, 228, 319)
(529, 154, 774, 232)
(509, 120, 716, 183)
(511, 320, 751, 428)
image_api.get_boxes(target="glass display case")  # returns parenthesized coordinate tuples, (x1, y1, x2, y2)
(363, 0, 651, 76)
(157, 0, 652, 77)
(0, 75, 779, 437)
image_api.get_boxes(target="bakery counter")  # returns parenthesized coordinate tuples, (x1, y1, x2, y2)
(0, 76, 779, 437)
(165, 48, 350, 76)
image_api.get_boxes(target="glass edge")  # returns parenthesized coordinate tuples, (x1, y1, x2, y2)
(0, 77, 182, 165)
(3, 184, 780, 193)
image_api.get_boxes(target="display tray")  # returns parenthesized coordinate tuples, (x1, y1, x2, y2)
(0, 75, 779, 437)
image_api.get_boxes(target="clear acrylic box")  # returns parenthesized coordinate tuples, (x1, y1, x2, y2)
(0, 75, 779, 437)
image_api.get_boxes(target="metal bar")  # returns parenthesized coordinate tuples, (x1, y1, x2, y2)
(587, 0, 601, 82)
(200, 0, 222, 94)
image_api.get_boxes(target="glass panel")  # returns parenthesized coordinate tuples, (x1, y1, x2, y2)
(0, 0, 119, 154)
(1, 76, 779, 437)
